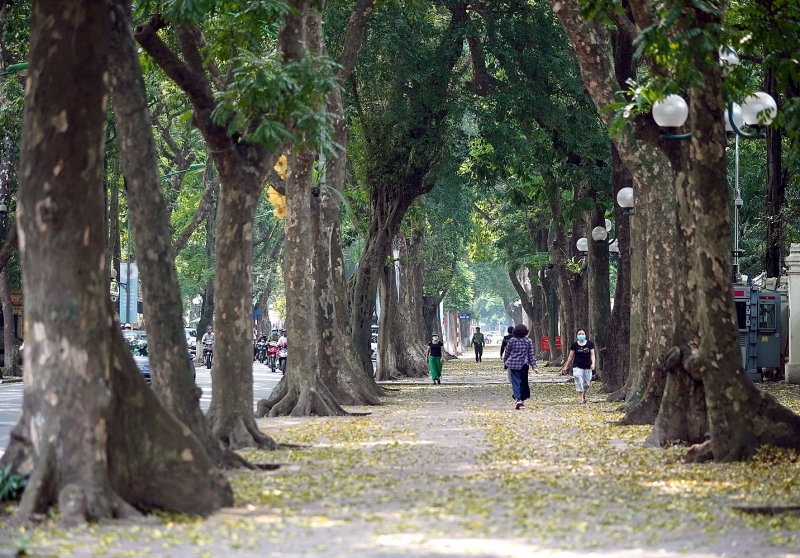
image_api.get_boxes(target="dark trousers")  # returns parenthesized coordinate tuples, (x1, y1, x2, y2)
(474, 344, 483, 362)
(510, 367, 530, 401)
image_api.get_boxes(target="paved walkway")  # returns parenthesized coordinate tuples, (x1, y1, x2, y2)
(1, 357, 800, 557)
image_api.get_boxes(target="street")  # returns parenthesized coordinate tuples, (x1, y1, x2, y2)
(0, 361, 283, 460)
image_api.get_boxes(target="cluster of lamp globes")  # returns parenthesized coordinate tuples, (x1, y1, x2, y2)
(651, 48, 777, 132)
(576, 48, 775, 255)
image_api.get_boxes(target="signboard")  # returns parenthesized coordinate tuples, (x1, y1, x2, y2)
(458, 312, 471, 320)
(119, 262, 139, 325)
(253, 308, 263, 323)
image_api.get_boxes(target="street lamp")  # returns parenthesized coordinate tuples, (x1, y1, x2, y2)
(576, 237, 588, 254)
(160, 163, 206, 180)
(392, 248, 400, 301)
(617, 187, 634, 215)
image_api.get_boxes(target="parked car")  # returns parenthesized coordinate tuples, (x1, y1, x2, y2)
(185, 328, 197, 356)
(123, 331, 196, 384)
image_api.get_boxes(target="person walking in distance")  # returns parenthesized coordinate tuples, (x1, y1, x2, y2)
(499, 326, 514, 358)
(471, 326, 485, 363)
(561, 328, 595, 404)
(500, 325, 514, 382)
(426, 333, 445, 384)
(502, 324, 539, 409)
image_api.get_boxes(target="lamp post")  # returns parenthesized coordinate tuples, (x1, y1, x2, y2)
(392, 248, 401, 302)
(160, 163, 206, 180)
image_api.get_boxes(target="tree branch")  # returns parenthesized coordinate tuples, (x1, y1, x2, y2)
(134, 18, 232, 151)
(172, 175, 218, 255)
(336, 0, 376, 82)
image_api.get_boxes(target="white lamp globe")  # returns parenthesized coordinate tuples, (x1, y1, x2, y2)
(591, 226, 608, 242)
(576, 237, 589, 253)
(724, 103, 743, 132)
(719, 47, 740, 75)
(609, 239, 620, 253)
(617, 187, 634, 209)
(653, 95, 689, 128)
(741, 92, 777, 126)
(605, 218, 613, 231)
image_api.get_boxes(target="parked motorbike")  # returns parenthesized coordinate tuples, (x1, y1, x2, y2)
(203, 341, 214, 369)
(278, 344, 287, 374)
(256, 338, 268, 364)
(267, 340, 280, 372)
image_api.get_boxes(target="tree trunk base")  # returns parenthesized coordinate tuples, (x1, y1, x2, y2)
(1, 335, 234, 522)
(206, 409, 278, 451)
(620, 364, 666, 425)
(259, 377, 349, 417)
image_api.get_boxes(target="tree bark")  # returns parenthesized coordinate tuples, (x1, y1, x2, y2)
(3, 0, 232, 520)
(602, 145, 631, 394)
(764, 67, 783, 279)
(308, 4, 382, 403)
(587, 204, 610, 375)
(683, 33, 800, 462)
(262, 148, 347, 416)
(108, 0, 254, 467)
(375, 233, 429, 380)
(136, 19, 279, 449)
(0, 269, 19, 376)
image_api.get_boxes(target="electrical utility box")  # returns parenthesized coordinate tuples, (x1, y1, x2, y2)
(734, 286, 782, 382)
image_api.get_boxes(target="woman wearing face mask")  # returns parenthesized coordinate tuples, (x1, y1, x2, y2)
(426, 332, 445, 384)
(560, 328, 595, 404)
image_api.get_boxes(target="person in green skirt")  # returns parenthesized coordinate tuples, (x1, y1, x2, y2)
(426, 333, 445, 384)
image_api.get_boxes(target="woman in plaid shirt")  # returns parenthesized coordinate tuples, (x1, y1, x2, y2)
(502, 324, 539, 409)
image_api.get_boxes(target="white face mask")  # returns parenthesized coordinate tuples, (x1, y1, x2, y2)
(432, 337, 439, 342)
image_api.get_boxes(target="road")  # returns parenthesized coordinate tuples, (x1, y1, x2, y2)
(0, 361, 283, 460)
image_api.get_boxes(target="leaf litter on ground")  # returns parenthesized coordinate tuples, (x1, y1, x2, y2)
(2, 351, 800, 557)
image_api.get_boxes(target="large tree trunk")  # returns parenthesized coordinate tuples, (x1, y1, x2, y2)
(2, 0, 232, 521)
(108, 0, 252, 468)
(204, 163, 277, 447)
(587, 204, 610, 374)
(262, 149, 347, 416)
(375, 234, 429, 380)
(602, 145, 631, 394)
(308, 4, 382, 404)
(136, 21, 279, 449)
(764, 68, 783, 279)
(0, 269, 19, 377)
(684, 44, 800, 462)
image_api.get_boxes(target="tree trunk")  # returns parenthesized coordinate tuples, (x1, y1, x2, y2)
(684, 48, 800, 462)
(262, 148, 347, 416)
(422, 295, 444, 339)
(602, 145, 631, 394)
(375, 233, 428, 380)
(204, 163, 277, 446)
(308, 5, 382, 404)
(2, 0, 232, 520)
(764, 67, 783, 279)
(196, 210, 216, 364)
(0, 269, 18, 376)
(108, 0, 253, 468)
(587, 204, 610, 375)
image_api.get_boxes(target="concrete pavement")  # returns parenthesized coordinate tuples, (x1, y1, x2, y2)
(0, 362, 283, 460)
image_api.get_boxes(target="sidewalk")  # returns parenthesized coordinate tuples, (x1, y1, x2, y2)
(2, 358, 800, 557)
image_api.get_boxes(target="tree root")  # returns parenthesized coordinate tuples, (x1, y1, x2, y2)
(685, 440, 715, 463)
(262, 380, 349, 417)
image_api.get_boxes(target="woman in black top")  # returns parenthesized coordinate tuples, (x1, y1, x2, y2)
(426, 333, 444, 384)
(560, 328, 595, 404)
